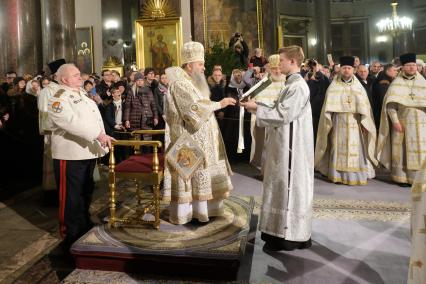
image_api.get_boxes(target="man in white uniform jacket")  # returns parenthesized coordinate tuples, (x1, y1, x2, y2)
(48, 63, 115, 251)
(242, 46, 314, 251)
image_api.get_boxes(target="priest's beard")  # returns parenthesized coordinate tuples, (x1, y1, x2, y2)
(190, 70, 211, 98)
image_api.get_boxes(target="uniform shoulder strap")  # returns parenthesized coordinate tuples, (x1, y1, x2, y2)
(54, 89, 66, 98)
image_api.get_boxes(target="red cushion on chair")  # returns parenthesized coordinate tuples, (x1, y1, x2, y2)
(115, 153, 164, 173)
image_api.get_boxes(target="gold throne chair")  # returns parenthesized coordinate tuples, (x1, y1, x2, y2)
(108, 129, 165, 229)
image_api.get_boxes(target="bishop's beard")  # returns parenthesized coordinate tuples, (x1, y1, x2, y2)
(191, 70, 211, 98)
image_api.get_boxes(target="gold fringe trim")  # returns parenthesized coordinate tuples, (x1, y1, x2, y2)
(328, 175, 368, 186)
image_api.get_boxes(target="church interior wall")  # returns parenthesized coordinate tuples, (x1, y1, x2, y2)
(276, 0, 419, 64)
(76, 0, 423, 72)
(101, 0, 125, 66)
(75, 0, 103, 74)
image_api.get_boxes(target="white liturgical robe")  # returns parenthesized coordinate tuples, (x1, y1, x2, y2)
(256, 73, 314, 241)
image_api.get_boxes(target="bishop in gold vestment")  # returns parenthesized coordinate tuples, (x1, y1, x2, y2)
(315, 56, 377, 185)
(376, 53, 426, 186)
(163, 42, 236, 225)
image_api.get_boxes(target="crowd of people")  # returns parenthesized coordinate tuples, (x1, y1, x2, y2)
(1, 43, 426, 187)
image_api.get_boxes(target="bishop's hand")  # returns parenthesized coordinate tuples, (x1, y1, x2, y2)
(220, 97, 236, 108)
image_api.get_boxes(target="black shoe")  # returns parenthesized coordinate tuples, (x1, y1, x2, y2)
(297, 238, 312, 250)
(261, 233, 312, 251)
(263, 242, 283, 252)
(398, 183, 411, 188)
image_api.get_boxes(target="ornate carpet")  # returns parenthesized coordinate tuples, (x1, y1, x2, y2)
(69, 195, 255, 281)
(311, 198, 410, 222)
(72, 195, 255, 259)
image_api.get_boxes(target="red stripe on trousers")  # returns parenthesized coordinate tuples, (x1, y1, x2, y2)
(59, 160, 67, 238)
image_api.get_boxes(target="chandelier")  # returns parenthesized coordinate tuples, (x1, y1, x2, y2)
(376, 1, 413, 35)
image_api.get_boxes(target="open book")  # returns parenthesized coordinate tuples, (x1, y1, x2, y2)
(240, 75, 272, 102)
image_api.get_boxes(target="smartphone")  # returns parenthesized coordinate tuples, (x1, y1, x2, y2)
(248, 63, 254, 68)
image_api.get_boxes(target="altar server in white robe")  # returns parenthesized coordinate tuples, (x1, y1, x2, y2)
(241, 45, 314, 251)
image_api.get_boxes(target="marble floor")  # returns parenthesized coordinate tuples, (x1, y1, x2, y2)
(0, 163, 411, 284)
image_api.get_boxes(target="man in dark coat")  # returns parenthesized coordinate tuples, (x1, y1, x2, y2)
(144, 67, 159, 94)
(356, 64, 373, 106)
(208, 68, 227, 134)
(97, 70, 113, 99)
(229, 33, 249, 67)
(307, 67, 330, 146)
(371, 64, 398, 130)
(1, 71, 16, 94)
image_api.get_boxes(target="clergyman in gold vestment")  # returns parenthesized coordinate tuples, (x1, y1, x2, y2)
(315, 56, 377, 185)
(163, 41, 236, 225)
(376, 53, 426, 186)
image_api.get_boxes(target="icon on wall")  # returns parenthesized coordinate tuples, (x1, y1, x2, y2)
(76, 27, 95, 74)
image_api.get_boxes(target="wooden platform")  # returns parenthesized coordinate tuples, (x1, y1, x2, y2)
(70, 196, 254, 280)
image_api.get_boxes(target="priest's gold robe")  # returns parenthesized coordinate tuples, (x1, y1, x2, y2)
(163, 67, 233, 225)
(376, 72, 426, 184)
(315, 75, 377, 185)
(408, 160, 426, 283)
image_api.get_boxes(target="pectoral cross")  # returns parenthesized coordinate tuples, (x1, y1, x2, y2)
(346, 95, 352, 105)
(410, 93, 415, 100)
(350, 123, 358, 133)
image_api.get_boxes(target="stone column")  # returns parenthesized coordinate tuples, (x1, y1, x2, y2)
(314, 0, 331, 64)
(0, 0, 42, 75)
(262, 0, 278, 55)
(41, 0, 76, 68)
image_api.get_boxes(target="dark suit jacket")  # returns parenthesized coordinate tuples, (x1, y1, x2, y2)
(372, 72, 393, 130)
(99, 101, 115, 136)
(356, 74, 373, 107)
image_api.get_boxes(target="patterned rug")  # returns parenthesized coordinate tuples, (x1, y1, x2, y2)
(251, 197, 410, 223)
(72, 195, 255, 259)
(312, 198, 410, 222)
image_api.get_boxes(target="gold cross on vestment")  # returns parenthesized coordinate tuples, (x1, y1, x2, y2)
(410, 93, 416, 100)
(349, 123, 359, 133)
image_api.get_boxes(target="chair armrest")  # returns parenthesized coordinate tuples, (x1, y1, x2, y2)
(112, 140, 162, 148)
(131, 129, 165, 136)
